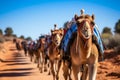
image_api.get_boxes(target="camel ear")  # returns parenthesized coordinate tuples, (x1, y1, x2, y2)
(74, 14, 78, 21)
(92, 14, 95, 20)
(51, 29, 53, 33)
(60, 29, 64, 35)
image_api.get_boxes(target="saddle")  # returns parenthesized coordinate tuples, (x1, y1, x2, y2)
(61, 23, 104, 61)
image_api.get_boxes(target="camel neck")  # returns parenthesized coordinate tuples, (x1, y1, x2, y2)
(76, 34, 92, 59)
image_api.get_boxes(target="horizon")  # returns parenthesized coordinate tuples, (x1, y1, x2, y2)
(0, 0, 120, 40)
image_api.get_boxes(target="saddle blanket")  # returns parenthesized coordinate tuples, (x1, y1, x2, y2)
(61, 23, 104, 54)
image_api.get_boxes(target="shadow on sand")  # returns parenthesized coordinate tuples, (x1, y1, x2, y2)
(6, 62, 30, 65)
(0, 72, 32, 77)
(1, 68, 34, 71)
(0, 48, 35, 77)
(106, 72, 120, 78)
(104, 50, 120, 65)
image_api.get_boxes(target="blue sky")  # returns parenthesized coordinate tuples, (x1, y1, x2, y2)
(0, 0, 120, 40)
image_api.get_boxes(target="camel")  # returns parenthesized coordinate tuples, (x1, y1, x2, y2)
(47, 27, 64, 80)
(35, 36, 47, 73)
(63, 10, 99, 80)
(27, 41, 35, 62)
(15, 40, 22, 51)
(21, 40, 28, 56)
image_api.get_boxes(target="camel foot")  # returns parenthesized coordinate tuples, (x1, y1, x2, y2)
(48, 72, 51, 75)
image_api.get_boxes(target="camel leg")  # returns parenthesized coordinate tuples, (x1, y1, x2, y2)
(72, 65, 79, 80)
(44, 60, 48, 72)
(63, 60, 72, 80)
(81, 64, 88, 80)
(39, 62, 43, 73)
(88, 63, 97, 80)
(51, 61, 55, 80)
(30, 51, 34, 62)
(48, 61, 51, 75)
(37, 57, 40, 68)
(63, 61, 68, 80)
(69, 67, 72, 80)
(43, 54, 47, 72)
(39, 52, 43, 73)
(56, 60, 62, 80)
(44, 54, 49, 72)
(24, 48, 27, 56)
(30, 55, 32, 62)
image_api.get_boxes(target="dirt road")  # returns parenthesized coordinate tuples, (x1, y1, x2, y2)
(0, 41, 120, 80)
(0, 41, 56, 80)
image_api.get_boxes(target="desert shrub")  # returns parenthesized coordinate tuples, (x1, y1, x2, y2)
(107, 37, 118, 49)
(113, 34, 120, 46)
(102, 33, 113, 49)
(12, 34, 17, 38)
(101, 33, 112, 39)
(0, 36, 5, 43)
(102, 39, 109, 49)
(4, 36, 14, 41)
(114, 45, 120, 53)
(106, 34, 120, 49)
(19, 35, 24, 39)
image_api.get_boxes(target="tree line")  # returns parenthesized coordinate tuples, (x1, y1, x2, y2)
(0, 27, 32, 41)
(0, 19, 120, 49)
(0, 19, 120, 37)
(101, 19, 120, 50)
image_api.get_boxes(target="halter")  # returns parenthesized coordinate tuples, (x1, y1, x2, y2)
(51, 38, 61, 55)
(51, 33, 61, 49)
(78, 20, 94, 40)
(76, 20, 94, 50)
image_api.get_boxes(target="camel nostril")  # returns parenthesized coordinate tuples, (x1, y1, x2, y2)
(84, 26, 88, 30)
(55, 40, 57, 42)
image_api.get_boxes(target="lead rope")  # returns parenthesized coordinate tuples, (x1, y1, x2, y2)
(84, 40, 88, 49)
(76, 31, 79, 53)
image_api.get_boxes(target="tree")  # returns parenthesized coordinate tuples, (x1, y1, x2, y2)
(12, 34, 17, 38)
(0, 29, 3, 35)
(102, 27, 112, 34)
(114, 19, 120, 34)
(101, 27, 112, 39)
(4, 27, 13, 36)
(25, 37, 32, 41)
(19, 35, 25, 39)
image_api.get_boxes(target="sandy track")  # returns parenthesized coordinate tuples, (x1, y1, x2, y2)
(0, 41, 120, 80)
(0, 41, 56, 80)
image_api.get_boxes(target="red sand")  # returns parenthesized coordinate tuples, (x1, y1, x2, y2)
(0, 41, 120, 80)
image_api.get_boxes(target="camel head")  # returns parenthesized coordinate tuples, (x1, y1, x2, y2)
(39, 36, 46, 45)
(51, 28, 64, 46)
(75, 9, 95, 39)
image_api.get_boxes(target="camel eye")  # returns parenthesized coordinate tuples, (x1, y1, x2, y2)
(76, 22, 80, 26)
(60, 33, 63, 36)
(91, 22, 95, 26)
(52, 34, 56, 37)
